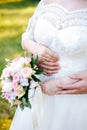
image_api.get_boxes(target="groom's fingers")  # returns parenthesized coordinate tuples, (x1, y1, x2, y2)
(69, 74, 82, 80)
(59, 81, 83, 90)
(69, 70, 87, 80)
(56, 89, 79, 94)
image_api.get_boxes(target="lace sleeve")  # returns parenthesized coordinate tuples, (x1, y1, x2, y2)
(22, 0, 44, 42)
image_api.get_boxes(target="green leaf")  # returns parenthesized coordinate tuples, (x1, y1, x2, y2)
(22, 97, 27, 106)
(21, 97, 32, 109)
(32, 75, 41, 82)
(35, 69, 44, 75)
(20, 103, 24, 110)
(30, 55, 38, 67)
(33, 55, 38, 65)
(27, 100, 32, 108)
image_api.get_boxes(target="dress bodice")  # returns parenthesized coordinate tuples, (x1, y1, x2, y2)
(33, 3, 87, 78)
(35, 3, 87, 30)
(11, 3, 87, 130)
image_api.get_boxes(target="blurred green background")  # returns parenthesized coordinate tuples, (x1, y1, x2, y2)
(0, 0, 39, 129)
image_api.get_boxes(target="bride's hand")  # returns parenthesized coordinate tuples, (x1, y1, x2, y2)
(36, 44, 60, 76)
(56, 70, 87, 94)
(22, 39, 60, 76)
(40, 77, 78, 95)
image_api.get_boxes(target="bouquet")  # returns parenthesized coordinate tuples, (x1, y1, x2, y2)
(0, 54, 43, 110)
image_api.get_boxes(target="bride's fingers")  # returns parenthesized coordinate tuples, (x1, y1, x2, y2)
(39, 48, 59, 62)
(38, 64, 60, 71)
(41, 55, 59, 62)
(38, 61, 60, 71)
(39, 56, 57, 63)
(39, 61, 59, 66)
(43, 69, 59, 75)
(46, 49, 59, 61)
(44, 73, 56, 76)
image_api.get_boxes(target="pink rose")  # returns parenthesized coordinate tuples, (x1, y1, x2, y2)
(3, 92, 10, 100)
(21, 67, 33, 78)
(12, 74, 19, 89)
(13, 74, 20, 83)
(12, 82, 18, 89)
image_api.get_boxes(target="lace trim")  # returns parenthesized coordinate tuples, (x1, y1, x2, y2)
(22, 0, 87, 41)
(38, 5, 87, 30)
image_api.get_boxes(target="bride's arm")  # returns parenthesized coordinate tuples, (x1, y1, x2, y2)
(40, 70, 87, 95)
(21, 1, 59, 76)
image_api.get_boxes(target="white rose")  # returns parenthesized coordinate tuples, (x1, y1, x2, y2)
(10, 62, 23, 74)
(2, 82, 13, 93)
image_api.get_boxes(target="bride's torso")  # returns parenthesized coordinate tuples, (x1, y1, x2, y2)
(33, 2, 87, 79)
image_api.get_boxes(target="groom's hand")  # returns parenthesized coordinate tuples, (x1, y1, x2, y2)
(40, 79, 62, 96)
(56, 70, 87, 94)
(40, 77, 79, 96)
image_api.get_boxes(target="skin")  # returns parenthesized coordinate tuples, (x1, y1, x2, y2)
(40, 71, 87, 95)
(22, 0, 87, 95)
(56, 71, 87, 95)
(22, 38, 59, 76)
(40, 0, 87, 95)
(44, 0, 87, 11)
(40, 76, 79, 96)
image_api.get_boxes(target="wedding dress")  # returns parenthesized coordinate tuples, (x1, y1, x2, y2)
(10, 0, 87, 130)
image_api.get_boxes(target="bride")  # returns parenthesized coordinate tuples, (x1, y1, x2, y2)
(10, 0, 87, 130)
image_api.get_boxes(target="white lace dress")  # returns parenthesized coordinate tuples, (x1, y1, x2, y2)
(10, 0, 87, 130)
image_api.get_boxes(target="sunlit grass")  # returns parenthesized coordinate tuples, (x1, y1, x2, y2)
(0, 117, 12, 130)
(0, 0, 36, 73)
(0, 1, 37, 129)
(0, 7, 34, 39)
(0, 0, 22, 4)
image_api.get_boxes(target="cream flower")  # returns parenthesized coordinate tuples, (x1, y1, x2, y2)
(21, 67, 33, 78)
(2, 67, 11, 78)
